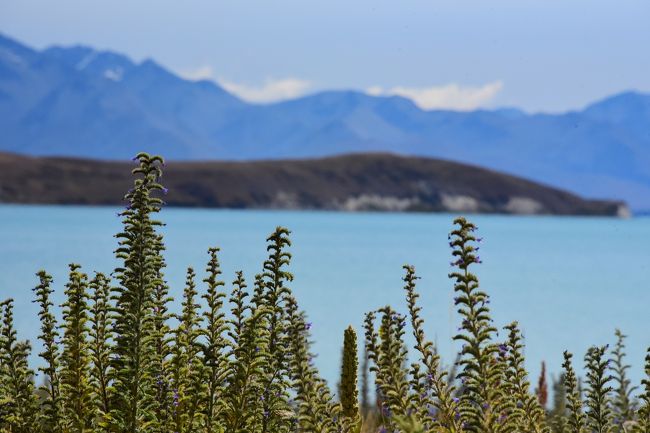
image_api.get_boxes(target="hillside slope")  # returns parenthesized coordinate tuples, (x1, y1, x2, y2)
(0, 152, 627, 216)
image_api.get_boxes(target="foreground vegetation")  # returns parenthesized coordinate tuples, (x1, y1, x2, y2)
(0, 153, 648, 433)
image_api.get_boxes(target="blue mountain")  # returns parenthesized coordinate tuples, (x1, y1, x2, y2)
(1, 33, 649, 209)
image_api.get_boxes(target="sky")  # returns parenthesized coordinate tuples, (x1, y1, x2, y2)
(1, 0, 649, 112)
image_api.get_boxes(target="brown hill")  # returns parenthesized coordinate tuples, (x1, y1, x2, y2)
(0, 152, 627, 216)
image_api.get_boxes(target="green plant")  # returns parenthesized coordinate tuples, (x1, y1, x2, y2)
(88, 271, 112, 431)
(502, 321, 548, 433)
(611, 329, 636, 431)
(59, 264, 94, 431)
(340, 325, 360, 428)
(584, 345, 613, 433)
(1, 152, 649, 433)
(637, 348, 650, 432)
(110, 153, 166, 432)
(33, 270, 62, 432)
(0, 299, 39, 433)
(563, 351, 585, 433)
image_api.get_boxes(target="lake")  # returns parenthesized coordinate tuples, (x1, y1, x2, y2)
(1, 204, 648, 391)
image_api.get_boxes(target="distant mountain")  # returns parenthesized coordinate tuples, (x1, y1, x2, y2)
(0, 151, 627, 217)
(1, 34, 649, 209)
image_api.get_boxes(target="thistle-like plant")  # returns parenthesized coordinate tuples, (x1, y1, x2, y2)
(149, 250, 174, 433)
(222, 271, 266, 433)
(259, 227, 294, 433)
(563, 351, 585, 433)
(0, 299, 39, 433)
(450, 217, 506, 433)
(610, 329, 636, 430)
(584, 345, 613, 433)
(171, 267, 206, 433)
(340, 325, 361, 430)
(59, 263, 94, 432)
(110, 152, 166, 433)
(200, 247, 228, 432)
(502, 321, 548, 433)
(286, 295, 341, 433)
(88, 272, 113, 430)
(360, 344, 370, 417)
(403, 264, 460, 433)
(637, 347, 650, 433)
(33, 270, 63, 432)
(364, 306, 411, 431)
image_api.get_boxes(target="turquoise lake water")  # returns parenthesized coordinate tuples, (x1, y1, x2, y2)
(1, 204, 649, 390)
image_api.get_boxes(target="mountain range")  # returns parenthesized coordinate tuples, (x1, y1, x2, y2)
(1, 33, 649, 209)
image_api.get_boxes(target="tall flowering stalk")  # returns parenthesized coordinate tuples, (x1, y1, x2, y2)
(33, 270, 63, 432)
(502, 321, 548, 433)
(223, 271, 269, 433)
(0, 299, 39, 433)
(340, 325, 360, 429)
(171, 267, 206, 433)
(584, 345, 613, 433)
(537, 362, 549, 409)
(150, 251, 174, 433)
(110, 152, 166, 433)
(403, 264, 461, 433)
(200, 247, 228, 431)
(610, 329, 636, 430)
(88, 272, 113, 430)
(287, 295, 341, 433)
(563, 351, 585, 433)
(449, 217, 506, 433)
(364, 305, 411, 431)
(259, 227, 294, 433)
(59, 263, 94, 432)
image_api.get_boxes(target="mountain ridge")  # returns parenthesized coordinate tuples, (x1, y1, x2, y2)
(1, 33, 649, 209)
(0, 151, 628, 217)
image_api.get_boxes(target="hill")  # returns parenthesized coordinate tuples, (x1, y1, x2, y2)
(0, 152, 627, 216)
(1, 34, 648, 209)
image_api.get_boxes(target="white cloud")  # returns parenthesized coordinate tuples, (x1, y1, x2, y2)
(366, 81, 504, 111)
(218, 77, 312, 103)
(179, 65, 215, 81)
(178, 66, 312, 103)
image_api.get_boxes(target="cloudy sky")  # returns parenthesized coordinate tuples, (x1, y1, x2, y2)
(1, 0, 648, 112)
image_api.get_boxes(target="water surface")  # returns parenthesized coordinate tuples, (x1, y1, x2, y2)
(1, 204, 648, 389)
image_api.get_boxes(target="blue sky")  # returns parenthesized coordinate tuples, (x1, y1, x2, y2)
(1, 0, 649, 112)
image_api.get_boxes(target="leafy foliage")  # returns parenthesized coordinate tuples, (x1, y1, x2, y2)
(0, 153, 648, 433)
